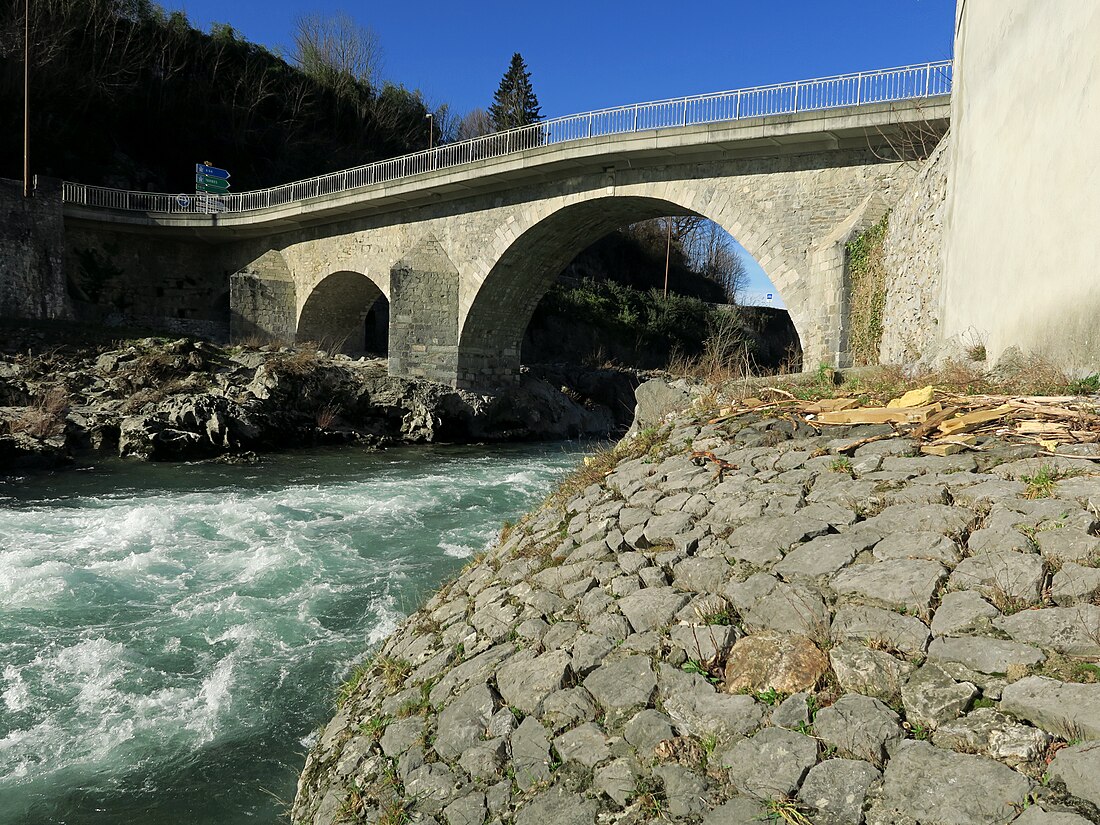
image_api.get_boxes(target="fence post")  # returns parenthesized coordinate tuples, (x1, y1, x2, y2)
(793, 81, 799, 113)
(633, 104, 638, 132)
(682, 98, 688, 126)
(924, 63, 930, 97)
(856, 72, 863, 105)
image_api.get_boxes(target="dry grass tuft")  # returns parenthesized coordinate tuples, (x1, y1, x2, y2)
(6, 387, 69, 438)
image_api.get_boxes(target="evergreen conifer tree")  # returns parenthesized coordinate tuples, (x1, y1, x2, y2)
(488, 53, 542, 131)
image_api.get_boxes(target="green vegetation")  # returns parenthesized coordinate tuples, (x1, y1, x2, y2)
(538, 277, 718, 358)
(489, 52, 542, 130)
(1, 1, 437, 190)
(846, 213, 891, 366)
(1021, 465, 1072, 500)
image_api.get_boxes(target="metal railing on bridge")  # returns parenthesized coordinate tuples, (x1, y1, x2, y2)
(61, 60, 952, 216)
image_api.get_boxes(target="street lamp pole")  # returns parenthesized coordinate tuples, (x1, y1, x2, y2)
(23, 0, 31, 198)
(426, 112, 434, 151)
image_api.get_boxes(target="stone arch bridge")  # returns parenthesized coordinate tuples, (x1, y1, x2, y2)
(58, 64, 951, 388)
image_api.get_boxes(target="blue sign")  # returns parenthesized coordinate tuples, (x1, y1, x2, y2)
(196, 164, 230, 179)
(766, 292, 774, 301)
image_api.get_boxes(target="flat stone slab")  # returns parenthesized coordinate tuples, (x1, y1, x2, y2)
(721, 727, 818, 800)
(929, 590, 1001, 637)
(948, 549, 1045, 608)
(994, 605, 1100, 656)
(582, 655, 657, 722)
(830, 605, 931, 656)
(773, 533, 876, 580)
(831, 559, 947, 613)
(511, 717, 553, 791)
(617, 586, 690, 632)
(830, 642, 915, 703)
(813, 693, 903, 764)
(927, 635, 1045, 675)
(724, 515, 831, 566)
(1048, 741, 1100, 809)
(1036, 528, 1100, 566)
(553, 722, 610, 768)
(740, 579, 830, 637)
(658, 664, 765, 744)
(866, 740, 1031, 825)
(902, 663, 978, 728)
(798, 758, 881, 825)
(1014, 807, 1097, 825)
(873, 530, 961, 564)
(1051, 562, 1100, 606)
(1000, 676, 1100, 740)
(852, 503, 973, 540)
(515, 785, 597, 825)
(496, 650, 571, 716)
(931, 707, 1051, 768)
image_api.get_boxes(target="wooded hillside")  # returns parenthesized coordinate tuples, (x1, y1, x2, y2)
(0, 0, 433, 191)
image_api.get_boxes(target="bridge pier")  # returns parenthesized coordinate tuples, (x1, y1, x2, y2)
(388, 237, 460, 384)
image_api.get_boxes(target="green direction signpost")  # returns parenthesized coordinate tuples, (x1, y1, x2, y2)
(195, 163, 230, 194)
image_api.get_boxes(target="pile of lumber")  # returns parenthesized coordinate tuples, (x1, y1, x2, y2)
(713, 386, 1100, 458)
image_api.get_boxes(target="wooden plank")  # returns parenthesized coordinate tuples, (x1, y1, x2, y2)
(936, 404, 1015, 436)
(815, 404, 939, 425)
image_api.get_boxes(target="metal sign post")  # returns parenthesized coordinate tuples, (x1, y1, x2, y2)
(195, 163, 231, 212)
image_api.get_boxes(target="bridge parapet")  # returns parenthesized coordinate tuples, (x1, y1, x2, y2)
(59, 61, 952, 219)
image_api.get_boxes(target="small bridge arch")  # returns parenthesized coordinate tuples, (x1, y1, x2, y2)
(296, 270, 389, 356)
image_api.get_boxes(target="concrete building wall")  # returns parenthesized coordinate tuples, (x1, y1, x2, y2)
(941, 0, 1100, 372)
(880, 133, 952, 364)
(0, 178, 71, 321)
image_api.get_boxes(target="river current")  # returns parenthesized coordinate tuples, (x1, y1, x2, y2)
(0, 442, 586, 824)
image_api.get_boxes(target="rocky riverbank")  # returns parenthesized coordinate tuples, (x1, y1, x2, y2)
(0, 336, 641, 472)
(291, 380, 1100, 825)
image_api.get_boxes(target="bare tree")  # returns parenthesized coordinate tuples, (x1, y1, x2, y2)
(291, 11, 382, 94)
(689, 220, 748, 303)
(454, 108, 494, 141)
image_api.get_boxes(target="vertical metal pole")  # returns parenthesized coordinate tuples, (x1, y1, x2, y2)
(855, 72, 862, 105)
(663, 220, 672, 300)
(23, 0, 31, 198)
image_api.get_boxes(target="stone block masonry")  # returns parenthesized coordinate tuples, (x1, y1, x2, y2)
(389, 237, 460, 385)
(0, 177, 71, 322)
(880, 132, 952, 364)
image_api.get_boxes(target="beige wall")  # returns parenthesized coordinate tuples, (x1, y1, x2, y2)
(940, 0, 1100, 372)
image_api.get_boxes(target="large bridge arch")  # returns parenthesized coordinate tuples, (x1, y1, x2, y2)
(296, 270, 389, 356)
(454, 188, 809, 388)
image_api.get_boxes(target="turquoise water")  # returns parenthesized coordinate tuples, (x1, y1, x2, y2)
(0, 443, 585, 824)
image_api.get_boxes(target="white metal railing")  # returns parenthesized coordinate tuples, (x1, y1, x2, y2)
(61, 60, 952, 216)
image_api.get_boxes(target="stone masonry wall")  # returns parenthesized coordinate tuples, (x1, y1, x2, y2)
(0, 177, 71, 321)
(880, 133, 952, 364)
(388, 237, 460, 384)
(64, 224, 228, 335)
(230, 251, 297, 343)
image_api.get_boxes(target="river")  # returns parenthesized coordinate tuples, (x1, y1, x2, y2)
(0, 442, 586, 824)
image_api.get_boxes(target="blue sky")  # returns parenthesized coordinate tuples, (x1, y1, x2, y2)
(162, 0, 957, 303)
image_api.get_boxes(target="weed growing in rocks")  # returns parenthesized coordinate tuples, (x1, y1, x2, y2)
(375, 656, 412, 691)
(764, 797, 815, 825)
(335, 661, 373, 709)
(633, 776, 666, 819)
(1022, 466, 1060, 499)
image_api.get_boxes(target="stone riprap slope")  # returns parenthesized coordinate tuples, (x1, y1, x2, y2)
(292, 407, 1100, 825)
